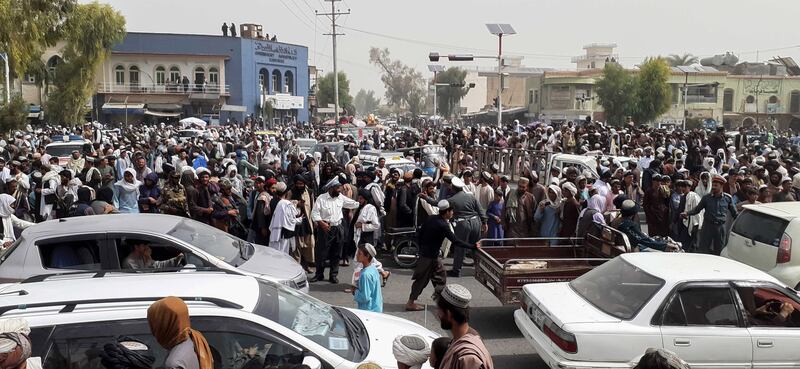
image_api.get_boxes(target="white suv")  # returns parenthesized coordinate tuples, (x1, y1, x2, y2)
(722, 202, 800, 288)
(0, 271, 438, 369)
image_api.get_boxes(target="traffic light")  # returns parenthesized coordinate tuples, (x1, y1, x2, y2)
(493, 97, 499, 108)
(429, 52, 440, 62)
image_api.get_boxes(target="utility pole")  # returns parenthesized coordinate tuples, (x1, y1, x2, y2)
(316, 1, 350, 132)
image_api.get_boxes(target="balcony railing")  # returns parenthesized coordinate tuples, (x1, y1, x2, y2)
(96, 82, 230, 96)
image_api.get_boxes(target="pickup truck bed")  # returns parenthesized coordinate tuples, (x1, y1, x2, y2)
(475, 225, 632, 304)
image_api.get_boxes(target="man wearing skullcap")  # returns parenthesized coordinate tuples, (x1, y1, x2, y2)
(406, 200, 477, 311)
(682, 175, 737, 255)
(353, 243, 383, 312)
(617, 199, 671, 251)
(436, 284, 494, 369)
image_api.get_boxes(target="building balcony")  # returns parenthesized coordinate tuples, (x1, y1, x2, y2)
(571, 54, 618, 63)
(96, 82, 230, 97)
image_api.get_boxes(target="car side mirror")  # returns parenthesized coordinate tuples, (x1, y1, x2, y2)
(302, 356, 322, 369)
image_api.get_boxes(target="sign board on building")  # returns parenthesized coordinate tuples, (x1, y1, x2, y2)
(254, 42, 298, 65)
(265, 94, 304, 110)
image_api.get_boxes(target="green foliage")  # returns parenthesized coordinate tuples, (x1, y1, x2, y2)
(632, 57, 672, 124)
(595, 62, 635, 126)
(0, 94, 28, 134)
(316, 71, 353, 115)
(435, 67, 469, 118)
(667, 53, 699, 67)
(368, 47, 425, 116)
(46, 2, 125, 125)
(0, 0, 75, 83)
(353, 89, 380, 116)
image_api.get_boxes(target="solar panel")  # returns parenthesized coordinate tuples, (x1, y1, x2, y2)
(487, 23, 516, 35)
(427, 64, 445, 72)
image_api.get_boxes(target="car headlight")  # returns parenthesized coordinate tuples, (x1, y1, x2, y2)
(281, 279, 299, 289)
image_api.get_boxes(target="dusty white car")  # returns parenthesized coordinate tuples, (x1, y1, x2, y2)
(516, 253, 800, 369)
(0, 271, 438, 369)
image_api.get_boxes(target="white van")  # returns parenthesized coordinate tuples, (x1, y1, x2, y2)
(721, 202, 800, 288)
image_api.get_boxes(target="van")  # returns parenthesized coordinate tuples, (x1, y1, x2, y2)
(721, 202, 800, 288)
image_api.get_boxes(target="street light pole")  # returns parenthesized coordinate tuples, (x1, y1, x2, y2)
(0, 53, 9, 104)
(433, 71, 438, 125)
(496, 34, 503, 129)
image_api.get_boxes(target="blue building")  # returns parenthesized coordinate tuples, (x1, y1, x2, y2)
(96, 27, 309, 124)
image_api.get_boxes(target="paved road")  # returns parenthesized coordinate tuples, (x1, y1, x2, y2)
(308, 254, 548, 369)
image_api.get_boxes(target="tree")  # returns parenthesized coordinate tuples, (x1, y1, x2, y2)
(0, 94, 27, 134)
(368, 47, 425, 117)
(595, 62, 635, 126)
(667, 53, 699, 67)
(434, 67, 469, 118)
(316, 71, 353, 115)
(0, 0, 76, 84)
(46, 2, 125, 125)
(353, 89, 380, 116)
(632, 57, 672, 124)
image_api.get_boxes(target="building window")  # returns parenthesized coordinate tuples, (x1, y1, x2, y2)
(194, 67, 205, 88)
(284, 70, 294, 94)
(128, 65, 140, 87)
(155, 66, 166, 85)
(723, 89, 734, 112)
(47, 56, 62, 80)
(768, 95, 778, 104)
(209, 67, 219, 85)
(169, 66, 181, 83)
(259, 68, 269, 94)
(791, 91, 800, 114)
(528, 89, 534, 105)
(534, 90, 539, 104)
(272, 70, 282, 94)
(746, 95, 755, 104)
(114, 65, 125, 85)
(24, 74, 35, 84)
(686, 85, 718, 103)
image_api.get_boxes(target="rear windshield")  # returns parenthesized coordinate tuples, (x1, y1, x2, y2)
(732, 210, 789, 247)
(570, 257, 664, 320)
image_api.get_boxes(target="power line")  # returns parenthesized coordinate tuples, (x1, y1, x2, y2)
(277, 0, 315, 31)
(316, 0, 350, 123)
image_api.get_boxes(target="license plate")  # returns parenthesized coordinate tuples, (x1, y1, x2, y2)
(530, 306, 545, 327)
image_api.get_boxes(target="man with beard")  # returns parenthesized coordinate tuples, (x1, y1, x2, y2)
(310, 178, 359, 284)
(503, 177, 535, 238)
(249, 176, 271, 245)
(447, 177, 487, 278)
(186, 168, 214, 224)
(79, 157, 101, 191)
(160, 170, 189, 217)
(288, 174, 315, 273)
(436, 284, 494, 369)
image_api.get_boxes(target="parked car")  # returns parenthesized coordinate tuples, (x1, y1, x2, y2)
(721, 202, 800, 288)
(0, 271, 439, 369)
(515, 253, 800, 369)
(0, 214, 308, 292)
(44, 135, 87, 166)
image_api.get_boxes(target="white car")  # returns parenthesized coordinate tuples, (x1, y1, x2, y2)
(0, 271, 438, 369)
(721, 202, 800, 288)
(515, 253, 800, 369)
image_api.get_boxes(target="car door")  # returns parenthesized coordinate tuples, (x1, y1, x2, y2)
(734, 283, 800, 369)
(657, 283, 753, 369)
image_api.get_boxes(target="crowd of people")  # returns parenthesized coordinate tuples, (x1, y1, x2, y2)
(0, 116, 798, 369)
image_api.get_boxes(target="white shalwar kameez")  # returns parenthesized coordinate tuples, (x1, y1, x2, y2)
(269, 198, 302, 254)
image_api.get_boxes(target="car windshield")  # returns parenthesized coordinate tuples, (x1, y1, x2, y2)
(45, 144, 84, 158)
(254, 280, 368, 362)
(166, 219, 248, 266)
(570, 257, 664, 320)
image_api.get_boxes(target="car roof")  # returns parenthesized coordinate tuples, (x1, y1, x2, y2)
(742, 202, 800, 220)
(0, 272, 260, 317)
(621, 253, 783, 285)
(21, 213, 183, 239)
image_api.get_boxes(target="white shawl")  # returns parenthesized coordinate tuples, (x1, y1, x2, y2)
(269, 199, 301, 243)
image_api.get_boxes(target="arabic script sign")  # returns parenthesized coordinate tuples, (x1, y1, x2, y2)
(254, 42, 298, 64)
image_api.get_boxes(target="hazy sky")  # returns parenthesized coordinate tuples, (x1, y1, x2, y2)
(87, 0, 800, 96)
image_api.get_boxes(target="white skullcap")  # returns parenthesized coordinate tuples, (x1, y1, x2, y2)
(437, 200, 451, 211)
(362, 243, 377, 258)
(450, 177, 465, 189)
(0, 318, 30, 353)
(441, 284, 472, 309)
